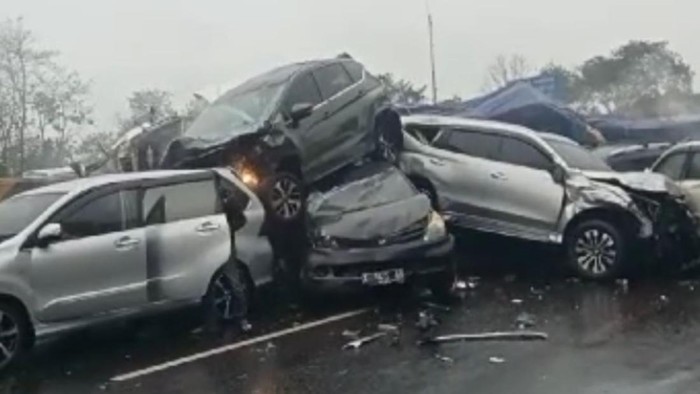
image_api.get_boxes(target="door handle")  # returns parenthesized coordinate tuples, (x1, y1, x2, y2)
(490, 171, 507, 180)
(196, 221, 220, 233)
(114, 236, 140, 249)
(429, 158, 446, 166)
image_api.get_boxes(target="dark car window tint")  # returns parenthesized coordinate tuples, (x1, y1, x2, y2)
(313, 64, 353, 99)
(143, 180, 220, 225)
(687, 153, 700, 180)
(437, 129, 500, 160)
(499, 138, 551, 170)
(61, 192, 124, 238)
(654, 153, 687, 180)
(282, 73, 322, 113)
(342, 61, 364, 82)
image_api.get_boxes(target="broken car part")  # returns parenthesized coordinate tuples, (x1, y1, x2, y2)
(342, 332, 387, 350)
(419, 331, 549, 345)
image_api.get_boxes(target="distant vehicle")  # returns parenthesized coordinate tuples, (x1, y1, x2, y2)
(161, 57, 402, 224)
(303, 162, 454, 294)
(400, 115, 698, 280)
(593, 142, 673, 172)
(650, 141, 700, 186)
(0, 169, 273, 369)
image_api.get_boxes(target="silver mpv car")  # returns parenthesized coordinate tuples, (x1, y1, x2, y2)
(0, 169, 273, 369)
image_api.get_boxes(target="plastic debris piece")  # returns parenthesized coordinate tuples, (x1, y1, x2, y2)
(515, 312, 536, 329)
(422, 301, 451, 312)
(342, 332, 387, 350)
(511, 298, 523, 305)
(342, 329, 361, 339)
(419, 331, 548, 345)
(454, 280, 468, 290)
(240, 319, 252, 332)
(660, 295, 670, 303)
(435, 354, 454, 364)
(416, 310, 439, 332)
(378, 324, 399, 333)
(489, 356, 506, 364)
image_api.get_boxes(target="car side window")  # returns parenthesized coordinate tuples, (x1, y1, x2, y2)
(654, 153, 687, 180)
(498, 137, 552, 171)
(313, 64, 354, 99)
(686, 153, 700, 180)
(437, 129, 501, 160)
(143, 180, 220, 225)
(342, 61, 364, 82)
(282, 72, 322, 113)
(60, 191, 131, 238)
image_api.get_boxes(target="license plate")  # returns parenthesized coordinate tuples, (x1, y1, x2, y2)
(362, 269, 405, 286)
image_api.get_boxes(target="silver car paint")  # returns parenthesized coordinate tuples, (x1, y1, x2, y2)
(401, 115, 652, 244)
(0, 169, 273, 337)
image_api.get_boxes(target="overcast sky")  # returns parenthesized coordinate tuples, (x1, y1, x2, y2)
(2, 0, 699, 130)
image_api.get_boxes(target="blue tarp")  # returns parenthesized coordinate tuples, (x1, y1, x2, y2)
(589, 114, 700, 143)
(398, 82, 592, 144)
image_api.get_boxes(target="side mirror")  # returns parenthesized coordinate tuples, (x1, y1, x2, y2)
(551, 165, 567, 184)
(289, 103, 314, 124)
(37, 223, 63, 246)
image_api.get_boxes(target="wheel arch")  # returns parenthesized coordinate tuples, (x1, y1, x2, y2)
(564, 206, 642, 242)
(0, 293, 34, 336)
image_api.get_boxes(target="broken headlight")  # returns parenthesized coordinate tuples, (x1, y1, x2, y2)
(424, 211, 447, 241)
(231, 160, 260, 188)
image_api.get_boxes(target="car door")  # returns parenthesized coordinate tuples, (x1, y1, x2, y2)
(308, 63, 358, 179)
(484, 135, 565, 240)
(430, 128, 502, 221)
(141, 175, 231, 302)
(29, 187, 146, 322)
(279, 71, 326, 179)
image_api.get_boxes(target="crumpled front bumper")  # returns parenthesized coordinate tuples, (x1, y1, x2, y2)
(302, 235, 454, 292)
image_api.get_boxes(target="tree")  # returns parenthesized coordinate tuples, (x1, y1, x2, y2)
(376, 73, 427, 105)
(571, 41, 694, 116)
(124, 89, 175, 128)
(484, 54, 532, 90)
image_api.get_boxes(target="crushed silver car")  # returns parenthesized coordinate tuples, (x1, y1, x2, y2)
(0, 168, 273, 369)
(400, 115, 699, 279)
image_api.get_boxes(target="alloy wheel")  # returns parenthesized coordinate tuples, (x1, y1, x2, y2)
(378, 135, 397, 163)
(0, 311, 19, 368)
(211, 274, 244, 320)
(270, 177, 302, 220)
(574, 228, 618, 275)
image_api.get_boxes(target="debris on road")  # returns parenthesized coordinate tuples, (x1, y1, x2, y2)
(342, 332, 387, 350)
(435, 354, 454, 364)
(422, 301, 451, 312)
(515, 312, 536, 329)
(419, 331, 549, 345)
(660, 295, 670, 304)
(679, 280, 696, 291)
(378, 323, 399, 333)
(240, 319, 253, 332)
(489, 356, 506, 364)
(342, 329, 361, 339)
(511, 298, 524, 305)
(616, 278, 629, 293)
(416, 310, 439, 332)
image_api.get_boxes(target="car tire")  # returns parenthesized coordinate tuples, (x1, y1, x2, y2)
(565, 219, 628, 280)
(263, 171, 306, 224)
(203, 263, 250, 323)
(0, 302, 32, 371)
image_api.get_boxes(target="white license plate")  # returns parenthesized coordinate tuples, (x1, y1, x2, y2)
(361, 269, 405, 286)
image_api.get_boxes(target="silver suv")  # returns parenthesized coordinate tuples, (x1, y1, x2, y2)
(0, 169, 273, 369)
(401, 115, 697, 280)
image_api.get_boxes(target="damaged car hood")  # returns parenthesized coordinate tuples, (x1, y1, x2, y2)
(583, 171, 681, 195)
(313, 195, 430, 240)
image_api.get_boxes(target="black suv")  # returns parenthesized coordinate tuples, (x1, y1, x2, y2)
(161, 58, 402, 223)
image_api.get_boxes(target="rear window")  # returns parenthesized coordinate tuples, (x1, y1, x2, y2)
(143, 180, 220, 224)
(342, 61, 364, 82)
(313, 64, 354, 99)
(436, 129, 501, 159)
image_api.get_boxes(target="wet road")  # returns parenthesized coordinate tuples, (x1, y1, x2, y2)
(3, 231, 700, 394)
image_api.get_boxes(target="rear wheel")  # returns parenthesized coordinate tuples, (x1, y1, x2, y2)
(263, 171, 306, 224)
(203, 263, 250, 322)
(566, 219, 628, 280)
(0, 302, 31, 371)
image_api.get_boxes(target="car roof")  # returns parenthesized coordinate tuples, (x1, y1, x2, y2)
(402, 114, 577, 144)
(21, 170, 211, 196)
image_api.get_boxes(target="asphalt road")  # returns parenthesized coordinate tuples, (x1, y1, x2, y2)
(3, 230, 700, 394)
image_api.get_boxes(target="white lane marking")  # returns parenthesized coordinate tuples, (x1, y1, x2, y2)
(111, 309, 368, 382)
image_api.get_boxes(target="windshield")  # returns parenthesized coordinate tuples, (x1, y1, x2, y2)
(0, 193, 64, 242)
(548, 140, 612, 172)
(310, 168, 417, 215)
(185, 82, 286, 140)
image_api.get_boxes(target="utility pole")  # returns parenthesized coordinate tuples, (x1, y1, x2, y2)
(427, 2, 438, 104)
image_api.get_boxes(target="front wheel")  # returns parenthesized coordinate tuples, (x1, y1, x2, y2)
(0, 302, 32, 371)
(203, 263, 250, 323)
(263, 172, 306, 224)
(565, 219, 628, 280)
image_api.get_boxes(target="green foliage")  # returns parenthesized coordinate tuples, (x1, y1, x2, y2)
(376, 73, 427, 105)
